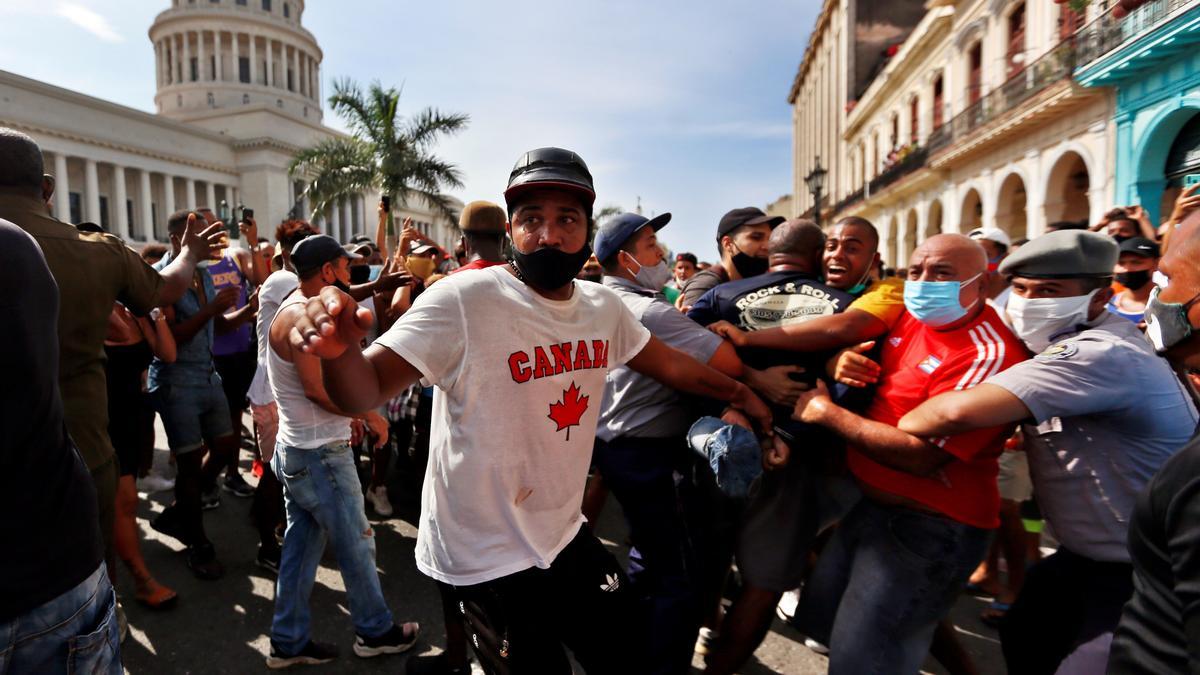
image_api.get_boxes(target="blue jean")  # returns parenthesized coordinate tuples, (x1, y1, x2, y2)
(271, 441, 393, 654)
(150, 372, 234, 454)
(797, 498, 991, 675)
(0, 564, 120, 674)
(592, 436, 698, 675)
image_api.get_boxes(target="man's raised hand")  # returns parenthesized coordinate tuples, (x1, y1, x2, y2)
(180, 212, 226, 262)
(288, 286, 374, 359)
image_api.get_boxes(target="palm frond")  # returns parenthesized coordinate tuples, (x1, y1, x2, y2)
(404, 108, 470, 148)
(328, 79, 381, 145)
(369, 81, 401, 148)
(289, 137, 377, 220)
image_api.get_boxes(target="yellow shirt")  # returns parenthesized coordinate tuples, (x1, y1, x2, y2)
(849, 277, 906, 329)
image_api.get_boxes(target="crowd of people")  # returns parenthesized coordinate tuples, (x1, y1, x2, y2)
(3, 125, 1200, 675)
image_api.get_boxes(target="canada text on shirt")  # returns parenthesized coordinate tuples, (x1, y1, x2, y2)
(508, 340, 610, 383)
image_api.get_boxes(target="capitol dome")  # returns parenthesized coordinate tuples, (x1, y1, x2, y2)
(150, 0, 323, 124)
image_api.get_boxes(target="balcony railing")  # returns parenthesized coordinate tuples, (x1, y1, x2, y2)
(832, 187, 865, 214)
(932, 35, 1078, 156)
(869, 145, 929, 195)
(1074, 0, 1196, 68)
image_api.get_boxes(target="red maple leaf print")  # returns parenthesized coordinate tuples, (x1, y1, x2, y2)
(547, 382, 589, 441)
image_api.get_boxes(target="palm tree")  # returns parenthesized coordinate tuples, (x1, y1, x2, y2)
(289, 78, 469, 231)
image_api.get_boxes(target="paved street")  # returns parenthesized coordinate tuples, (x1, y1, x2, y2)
(119, 419, 1007, 674)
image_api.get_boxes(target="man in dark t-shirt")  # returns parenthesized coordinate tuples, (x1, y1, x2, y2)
(687, 219, 856, 673)
(0, 218, 118, 671)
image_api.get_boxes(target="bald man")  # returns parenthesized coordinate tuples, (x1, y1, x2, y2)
(789, 234, 1028, 674)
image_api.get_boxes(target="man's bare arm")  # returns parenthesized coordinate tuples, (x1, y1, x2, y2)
(710, 308, 888, 353)
(796, 381, 954, 477)
(157, 214, 225, 306)
(627, 335, 771, 433)
(898, 384, 1031, 437)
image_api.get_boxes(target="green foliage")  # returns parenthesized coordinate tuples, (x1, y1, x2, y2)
(289, 79, 469, 224)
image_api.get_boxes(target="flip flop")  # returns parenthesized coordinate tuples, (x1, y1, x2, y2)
(980, 600, 1011, 629)
(135, 583, 179, 610)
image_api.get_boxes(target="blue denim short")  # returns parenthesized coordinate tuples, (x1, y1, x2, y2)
(150, 372, 234, 454)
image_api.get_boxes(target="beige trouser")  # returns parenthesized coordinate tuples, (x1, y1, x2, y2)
(250, 402, 278, 464)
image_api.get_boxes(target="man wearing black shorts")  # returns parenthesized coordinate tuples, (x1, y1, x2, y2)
(284, 147, 777, 673)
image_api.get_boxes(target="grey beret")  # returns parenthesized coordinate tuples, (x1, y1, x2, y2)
(998, 230, 1119, 279)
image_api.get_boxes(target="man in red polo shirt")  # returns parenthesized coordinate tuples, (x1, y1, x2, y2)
(790, 233, 1026, 674)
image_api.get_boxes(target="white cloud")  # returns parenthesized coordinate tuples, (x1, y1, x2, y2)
(55, 3, 123, 43)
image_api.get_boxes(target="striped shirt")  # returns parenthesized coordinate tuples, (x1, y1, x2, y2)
(848, 307, 1029, 529)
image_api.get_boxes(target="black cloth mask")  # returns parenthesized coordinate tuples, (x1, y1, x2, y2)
(730, 246, 768, 278)
(511, 244, 593, 291)
(1116, 270, 1152, 290)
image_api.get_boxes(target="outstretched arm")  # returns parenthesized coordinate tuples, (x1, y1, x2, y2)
(627, 334, 771, 434)
(709, 308, 888, 353)
(284, 285, 424, 414)
(898, 384, 1031, 437)
(157, 213, 225, 307)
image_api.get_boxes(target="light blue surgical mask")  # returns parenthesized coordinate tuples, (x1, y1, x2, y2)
(903, 273, 982, 328)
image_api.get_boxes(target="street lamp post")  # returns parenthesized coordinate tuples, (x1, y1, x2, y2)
(805, 157, 828, 227)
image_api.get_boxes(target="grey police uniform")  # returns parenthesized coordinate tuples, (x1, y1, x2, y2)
(597, 276, 722, 440)
(984, 228, 1199, 674)
(986, 313, 1198, 562)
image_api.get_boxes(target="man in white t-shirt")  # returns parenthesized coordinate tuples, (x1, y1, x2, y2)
(283, 147, 776, 673)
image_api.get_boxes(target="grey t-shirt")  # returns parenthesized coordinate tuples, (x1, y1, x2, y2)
(986, 313, 1198, 562)
(678, 267, 726, 308)
(597, 276, 723, 441)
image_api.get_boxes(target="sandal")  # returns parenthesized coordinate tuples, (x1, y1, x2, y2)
(979, 600, 1011, 629)
(135, 579, 179, 610)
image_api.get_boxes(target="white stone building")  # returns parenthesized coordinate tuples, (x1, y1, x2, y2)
(790, 0, 1117, 268)
(0, 0, 460, 249)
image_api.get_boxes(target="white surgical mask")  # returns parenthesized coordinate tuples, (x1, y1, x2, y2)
(1005, 289, 1099, 353)
(624, 254, 673, 292)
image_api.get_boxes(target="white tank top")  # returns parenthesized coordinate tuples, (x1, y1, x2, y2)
(267, 293, 352, 449)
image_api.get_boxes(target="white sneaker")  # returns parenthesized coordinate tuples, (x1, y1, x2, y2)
(776, 588, 801, 622)
(366, 486, 393, 517)
(137, 473, 175, 494)
(694, 627, 719, 656)
(804, 637, 830, 655)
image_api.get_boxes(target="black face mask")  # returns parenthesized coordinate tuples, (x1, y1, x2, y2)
(1112, 235, 1132, 245)
(579, 273, 603, 284)
(1116, 269, 1152, 290)
(511, 244, 593, 291)
(349, 265, 371, 285)
(333, 279, 352, 294)
(730, 246, 768, 278)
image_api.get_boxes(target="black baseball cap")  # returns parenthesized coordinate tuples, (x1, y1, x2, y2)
(1118, 236, 1160, 258)
(715, 207, 785, 244)
(291, 234, 361, 276)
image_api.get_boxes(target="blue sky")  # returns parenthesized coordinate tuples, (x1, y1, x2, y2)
(0, 0, 817, 258)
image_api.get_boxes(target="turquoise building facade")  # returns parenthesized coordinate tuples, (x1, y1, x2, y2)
(1076, 0, 1200, 226)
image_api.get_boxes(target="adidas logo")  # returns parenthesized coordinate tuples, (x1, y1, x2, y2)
(600, 573, 620, 593)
